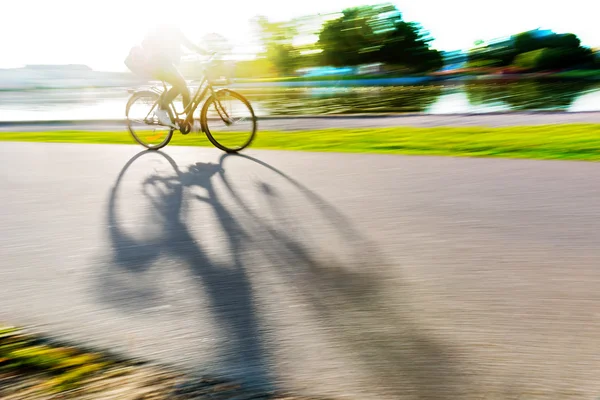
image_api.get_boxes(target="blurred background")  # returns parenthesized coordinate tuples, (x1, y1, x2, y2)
(2, 2, 600, 398)
(1, 0, 599, 121)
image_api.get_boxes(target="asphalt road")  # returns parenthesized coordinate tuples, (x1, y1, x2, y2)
(1, 142, 600, 399)
(0, 111, 599, 132)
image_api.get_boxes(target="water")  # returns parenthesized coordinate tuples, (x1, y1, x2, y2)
(0, 80, 598, 121)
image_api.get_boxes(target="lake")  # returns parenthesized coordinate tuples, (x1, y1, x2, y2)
(0, 80, 598, 121)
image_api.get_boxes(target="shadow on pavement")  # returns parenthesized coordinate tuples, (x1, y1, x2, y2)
(102, 149, 270, 388)
(99, 149, 471, 399)
(218, 154, 472, 399)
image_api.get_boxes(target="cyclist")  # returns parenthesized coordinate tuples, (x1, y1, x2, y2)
(126, 24, 208, 127)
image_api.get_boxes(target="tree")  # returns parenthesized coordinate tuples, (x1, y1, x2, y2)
(317, 3, 442, 72)
(513, 48, 546, 70)
(468, 48, 517, 68)
(379, 21, 443, 72)
(468, 29, 594, 71)
(235, 58, 277, 78)
(252, 16, 300, 75)
(513, 30, 581, 54)
(467, 38, 518, 68)
(512, 31, 594, 71)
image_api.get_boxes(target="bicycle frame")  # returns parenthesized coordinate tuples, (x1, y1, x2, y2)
(155, 54, 232, 128)
(168, 75, 213, 122)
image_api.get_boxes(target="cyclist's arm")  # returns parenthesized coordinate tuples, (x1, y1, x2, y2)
(179, 33, 209, 55)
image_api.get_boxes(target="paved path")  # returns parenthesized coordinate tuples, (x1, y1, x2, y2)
(1, 143, 600, 399)
(0, 111, 599, 132)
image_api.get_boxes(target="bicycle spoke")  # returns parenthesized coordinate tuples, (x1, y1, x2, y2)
(126, 91, 173, 150)
(202, 90, 256, 152)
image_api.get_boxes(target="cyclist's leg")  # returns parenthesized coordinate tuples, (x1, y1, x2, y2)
(161, 65, 190, 110)
(147, 66, 179, 127)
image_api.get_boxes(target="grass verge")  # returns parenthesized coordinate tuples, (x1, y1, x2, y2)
(0, 326, 180, 399)
(0, 325, 307, 399)
(550, 70, 600, 79)
(0, 326, 110, 394)
(2, 124, 600, 161)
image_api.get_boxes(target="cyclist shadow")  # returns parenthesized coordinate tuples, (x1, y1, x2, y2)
(102, 150, 470, 399)
(103, 150, 269, 387)
(218, 154, 470, 399)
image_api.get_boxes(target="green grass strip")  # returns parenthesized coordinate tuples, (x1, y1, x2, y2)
(0, 325, 110, 392)
(2, 124, 600, 161)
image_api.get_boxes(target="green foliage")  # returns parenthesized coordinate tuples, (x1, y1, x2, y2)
(234, 59, 278, 78)
(513, 31, 581, 54)
(513, 31, 593, 70)
(552, 69, 600, 79)
(467, 43, 518, 68)
(380, 22, 443, 72)
(467, 59, 504, 68)
(251, 3, 442, 75)
(252, 16, 301, 76)
(469, 29, 594, 72)
(0, 326, 110, 393)
(513, 49, 546, 70)
(317, 3, 441, 72)
(265, 43, 298, 76)
(513, 47, 594, 71)
(537, 47, 567, 70)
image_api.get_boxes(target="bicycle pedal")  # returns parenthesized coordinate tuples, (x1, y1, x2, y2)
(179, 120, 192, 135)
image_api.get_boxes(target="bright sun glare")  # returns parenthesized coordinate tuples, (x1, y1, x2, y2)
(1, 0, 598, 72)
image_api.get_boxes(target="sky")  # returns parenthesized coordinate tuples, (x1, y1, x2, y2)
(1, 0, 598, 71)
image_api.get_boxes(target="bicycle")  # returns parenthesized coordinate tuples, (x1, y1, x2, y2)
(125, 53, 257, 153)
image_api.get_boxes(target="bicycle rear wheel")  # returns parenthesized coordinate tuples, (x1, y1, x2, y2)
(200, 89, 257, 153)
(126, 91, 174, 150)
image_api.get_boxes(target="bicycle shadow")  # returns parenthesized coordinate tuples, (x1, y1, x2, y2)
(217, 153, 471, 399)
(100, 149, 470, 399)
(101, 149, 269, 387)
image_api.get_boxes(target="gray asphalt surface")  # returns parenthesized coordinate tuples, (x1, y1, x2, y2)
(0, 111, 599, 132)
(1, 142, 600, 399)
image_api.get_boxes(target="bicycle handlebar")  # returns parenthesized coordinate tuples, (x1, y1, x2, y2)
(195, 52, 218, 73)
(202, 52, 218, 62)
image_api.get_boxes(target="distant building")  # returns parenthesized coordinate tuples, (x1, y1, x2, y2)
(487, 35, 514, 50)
(23, 64, 92, 71)
(439, 50, 467, 71)
(0, 64, 142, 90)
(484, 28, 555, 51)
(356, 63, 383, 75)
(297, 66, 355, 77)
(528, 28, 555, 39)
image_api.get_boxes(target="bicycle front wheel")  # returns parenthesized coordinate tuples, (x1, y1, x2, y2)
(200, 89, 257, 153)
(126, 91, 174, 150)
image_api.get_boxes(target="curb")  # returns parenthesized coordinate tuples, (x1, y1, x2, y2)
(1, 325, 317, 399)
(0, 110, 599, 127)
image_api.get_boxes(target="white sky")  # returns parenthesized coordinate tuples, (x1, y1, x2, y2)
(1, 0, 598, 71)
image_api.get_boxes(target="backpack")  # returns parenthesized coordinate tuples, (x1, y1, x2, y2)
(124, 45, 153, 79)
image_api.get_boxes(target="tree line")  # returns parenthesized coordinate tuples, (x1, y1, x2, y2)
(250, 3, 443, 76)
(199, 2, 598, 78)
(469, 30, 596, 72)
